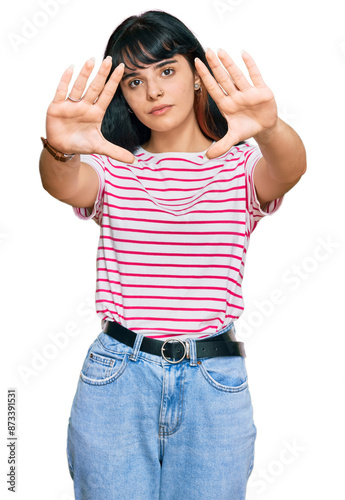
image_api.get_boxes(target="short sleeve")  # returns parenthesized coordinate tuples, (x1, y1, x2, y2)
(73, 154, 106, 225)
(243, 144, 283, 233)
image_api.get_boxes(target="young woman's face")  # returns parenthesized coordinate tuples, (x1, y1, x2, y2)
(120, 54, 200, 133)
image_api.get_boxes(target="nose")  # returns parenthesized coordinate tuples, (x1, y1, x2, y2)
(146, 78, 163, 100)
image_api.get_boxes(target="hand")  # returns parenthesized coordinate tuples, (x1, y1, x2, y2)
(45, 56, 135, 163)
(195, 49, 278, 159)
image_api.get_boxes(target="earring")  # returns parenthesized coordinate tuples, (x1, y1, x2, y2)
(128, 107, 133, 113)
(194, 83, 202, 93)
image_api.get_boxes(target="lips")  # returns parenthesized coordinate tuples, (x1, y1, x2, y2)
(149, 104, 173, 114)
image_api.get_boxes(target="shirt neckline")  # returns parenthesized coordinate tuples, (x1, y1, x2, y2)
(136, 141, 216, 156)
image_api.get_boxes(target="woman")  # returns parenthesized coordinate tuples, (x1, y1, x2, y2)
(39, 10, 306, 500)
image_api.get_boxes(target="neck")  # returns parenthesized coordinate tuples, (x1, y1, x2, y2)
(142, 114, 213, 154)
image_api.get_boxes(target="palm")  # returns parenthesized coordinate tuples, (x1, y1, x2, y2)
(220, 86, 276, 139)
(195, 50, 278, 159)
(46, 100, 106, 154)
(45, 57, 135, 163)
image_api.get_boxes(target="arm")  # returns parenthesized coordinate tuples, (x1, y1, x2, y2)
(253, 118, 307, 207)
(39, 148, 99, 209)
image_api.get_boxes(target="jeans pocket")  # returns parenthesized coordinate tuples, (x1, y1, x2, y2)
(79, 337, 129, 386)
(199, 355, 248, 392)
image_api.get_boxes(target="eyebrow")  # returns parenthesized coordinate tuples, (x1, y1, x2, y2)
(122, 59, 179, 81)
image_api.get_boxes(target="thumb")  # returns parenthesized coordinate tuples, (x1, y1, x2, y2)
(203, 133, 238, 160)
(99, 140, 136, 165)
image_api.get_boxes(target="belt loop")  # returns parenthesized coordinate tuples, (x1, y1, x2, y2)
(129, 333, 144, 361)
(187, 338, 197, 366)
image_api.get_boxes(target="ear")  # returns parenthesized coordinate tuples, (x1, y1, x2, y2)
(194, 71, 201, 87)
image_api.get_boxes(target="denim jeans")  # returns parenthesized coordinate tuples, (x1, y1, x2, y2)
(66, 323, 257, 499)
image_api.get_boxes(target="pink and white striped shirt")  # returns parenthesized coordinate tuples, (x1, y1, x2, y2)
(74, 141, 282, 341)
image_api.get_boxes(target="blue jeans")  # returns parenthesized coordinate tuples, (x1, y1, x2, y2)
(66, 323, 257, 499)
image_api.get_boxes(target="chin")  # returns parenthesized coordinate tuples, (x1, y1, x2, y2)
(142, 119, 179, 133)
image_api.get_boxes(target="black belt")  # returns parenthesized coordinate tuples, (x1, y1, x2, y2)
(102, 321, 246, 363)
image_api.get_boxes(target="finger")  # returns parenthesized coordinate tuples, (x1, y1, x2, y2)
(100, 140, 136, 164)
(203, 49, 238, 96)
(52, 65, 74, 103)
(82, 56, 113, 104)
(216, 49, 252, 92)
(204, 132, 239, 161)
(194, 57, 229, 108)
(95, 62, 125, 113)
(240, 51, 266, 88)
(67, 58, 95, 101)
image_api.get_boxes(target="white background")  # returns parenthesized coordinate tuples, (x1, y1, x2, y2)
(1, 0, 344, 498)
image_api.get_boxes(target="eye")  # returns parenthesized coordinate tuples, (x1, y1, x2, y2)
(163, 68, 174, 76)
(128, 79, 142, 88)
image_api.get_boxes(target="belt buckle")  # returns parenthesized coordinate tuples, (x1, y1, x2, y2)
(161, 339, 189, 364)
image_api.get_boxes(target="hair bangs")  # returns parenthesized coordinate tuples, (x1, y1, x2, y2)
(114, 25, 185, 70)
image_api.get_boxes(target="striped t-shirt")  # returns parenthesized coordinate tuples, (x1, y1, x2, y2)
(73, 141, 282, 341)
